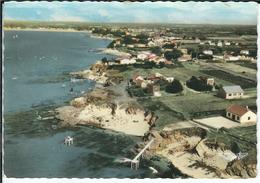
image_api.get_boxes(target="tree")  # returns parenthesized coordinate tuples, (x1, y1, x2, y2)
(165, 79, 183, 93)
(136, 33, 149, 44)
(162, 43, 176, 49)
(101, 57, 108, 64)
(122, 35, 136, 45)
(157, 62, 165, 68)
(164, 49, 183, 61)
(151, 46, 162, 56)
(230, 142, 240, 154)
(186, 76, 213, 91)
(107, 40, 116, 48)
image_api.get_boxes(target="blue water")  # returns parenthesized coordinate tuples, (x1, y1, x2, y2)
(3, 31, 151, 178)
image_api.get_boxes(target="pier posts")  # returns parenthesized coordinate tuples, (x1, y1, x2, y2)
(64, 136, 74, 146)
(131, 160, 140, 170)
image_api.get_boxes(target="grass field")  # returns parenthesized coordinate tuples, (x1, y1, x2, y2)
(225, 61, 257, 70)
(120, 62, 234, 87)
(117, 62, 257, 130)
(200, 69, 256, 88)
(138, 92, 256, 129)
(207, 125, 256, 152)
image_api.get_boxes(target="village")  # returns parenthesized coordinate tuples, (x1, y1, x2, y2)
(53, 24, 257, 178)
(88, 25, 257, 128)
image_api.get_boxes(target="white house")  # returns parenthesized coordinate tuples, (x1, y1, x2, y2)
(226, 104, 256, 124)
(203, 50, 213, 55)
(164, 77, 174, 83)
(240, 50, 250, 55)
(148, 41, 156, 47)
(217, 41, 223, 47)
(213, 55, 224, 61)
(224, 54, 240, 61)
(137, 53, 148, 60)
(119, 58, 136, 65)
(218, 85, 244, 99)
(224, 41, 231, 46)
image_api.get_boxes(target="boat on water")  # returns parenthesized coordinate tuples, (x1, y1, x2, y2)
(12, 34, 18, 39)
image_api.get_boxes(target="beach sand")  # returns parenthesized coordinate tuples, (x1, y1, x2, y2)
(56, 104, 150, 136)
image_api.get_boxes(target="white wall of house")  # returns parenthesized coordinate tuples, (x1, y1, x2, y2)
(225, 92, 244, 99)
(226, 111, 256, 124)
(153, 91, 162, 97)
(240, 111, 257, 123)
(203, 50, 213, 55)
(120, 58, 136, 65)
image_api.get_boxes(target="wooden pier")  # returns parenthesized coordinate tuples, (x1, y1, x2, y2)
(130, 139, 154, 170)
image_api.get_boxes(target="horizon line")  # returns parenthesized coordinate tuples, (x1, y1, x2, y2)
(3, 19, 257, 26)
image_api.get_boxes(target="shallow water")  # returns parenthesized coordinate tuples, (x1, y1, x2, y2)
(3, 31, 153, 178)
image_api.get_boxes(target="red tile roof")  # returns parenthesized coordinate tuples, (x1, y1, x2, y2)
(226, 104, 249, 117)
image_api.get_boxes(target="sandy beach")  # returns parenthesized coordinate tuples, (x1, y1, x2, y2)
(101, 48, 131, 57)
(156, 136, 238, 178)
(56, 103, 150, 136)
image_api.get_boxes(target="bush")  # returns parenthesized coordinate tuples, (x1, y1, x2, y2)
(151, 46, 162, 56)
(165, 79, 183, 93)
(164, 49, 183, 60)
(186, 76, 213, 91)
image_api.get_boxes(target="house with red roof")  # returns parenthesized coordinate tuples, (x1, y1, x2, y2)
(226, 104, 256, 124)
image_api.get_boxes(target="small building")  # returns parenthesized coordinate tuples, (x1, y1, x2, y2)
(203, 50, 213, 55)
(179, 48, 188, 54)
(218, 85, 244, 99)
(240, 50, 250, 55)
(164, 77, 174, 83)
(132, 74, 144, 84)
(119, 58, 136, 65)
(178, 54, 192, 62)
(224, 41, 231, 46)
(224, 54, 240, 61)
(148, 53, 158, 61)
(135, 43, 147, 48)
(199, 76, 215, 86)
(148, 41, 156, 47)
(213, 55, 224, 61)
(217, 41, 223, 47)
(147, 84, 161, 97)
(226, 104, 256, 124)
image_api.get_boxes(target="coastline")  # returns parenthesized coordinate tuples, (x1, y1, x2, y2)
(3, 27, 92, 33)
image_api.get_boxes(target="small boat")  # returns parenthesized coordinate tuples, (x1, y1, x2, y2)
(12, 34, 18, 39)
(12, 76, 17, 80)
(61, 84, 66, 88)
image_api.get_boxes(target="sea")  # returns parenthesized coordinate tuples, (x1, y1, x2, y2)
(3, 30, 162, 178)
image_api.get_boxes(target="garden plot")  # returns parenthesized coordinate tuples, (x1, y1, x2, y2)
(194, 116, 241, 129)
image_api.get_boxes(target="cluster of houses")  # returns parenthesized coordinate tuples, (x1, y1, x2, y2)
(95, 27, 257, 125)
(217, 85, 256, 124)
(105, 51, 173, 66)
(130, 72, 174, 97)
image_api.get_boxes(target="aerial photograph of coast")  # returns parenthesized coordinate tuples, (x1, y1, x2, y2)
(2, 1, 258, 179)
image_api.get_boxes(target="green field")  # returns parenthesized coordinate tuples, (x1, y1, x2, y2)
(201, 69, 256, 88)
(117, 61, 257, 129)
(207, 125, 256, 153)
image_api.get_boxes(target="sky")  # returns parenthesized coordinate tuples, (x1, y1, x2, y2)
(3, 1, 259, 25)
